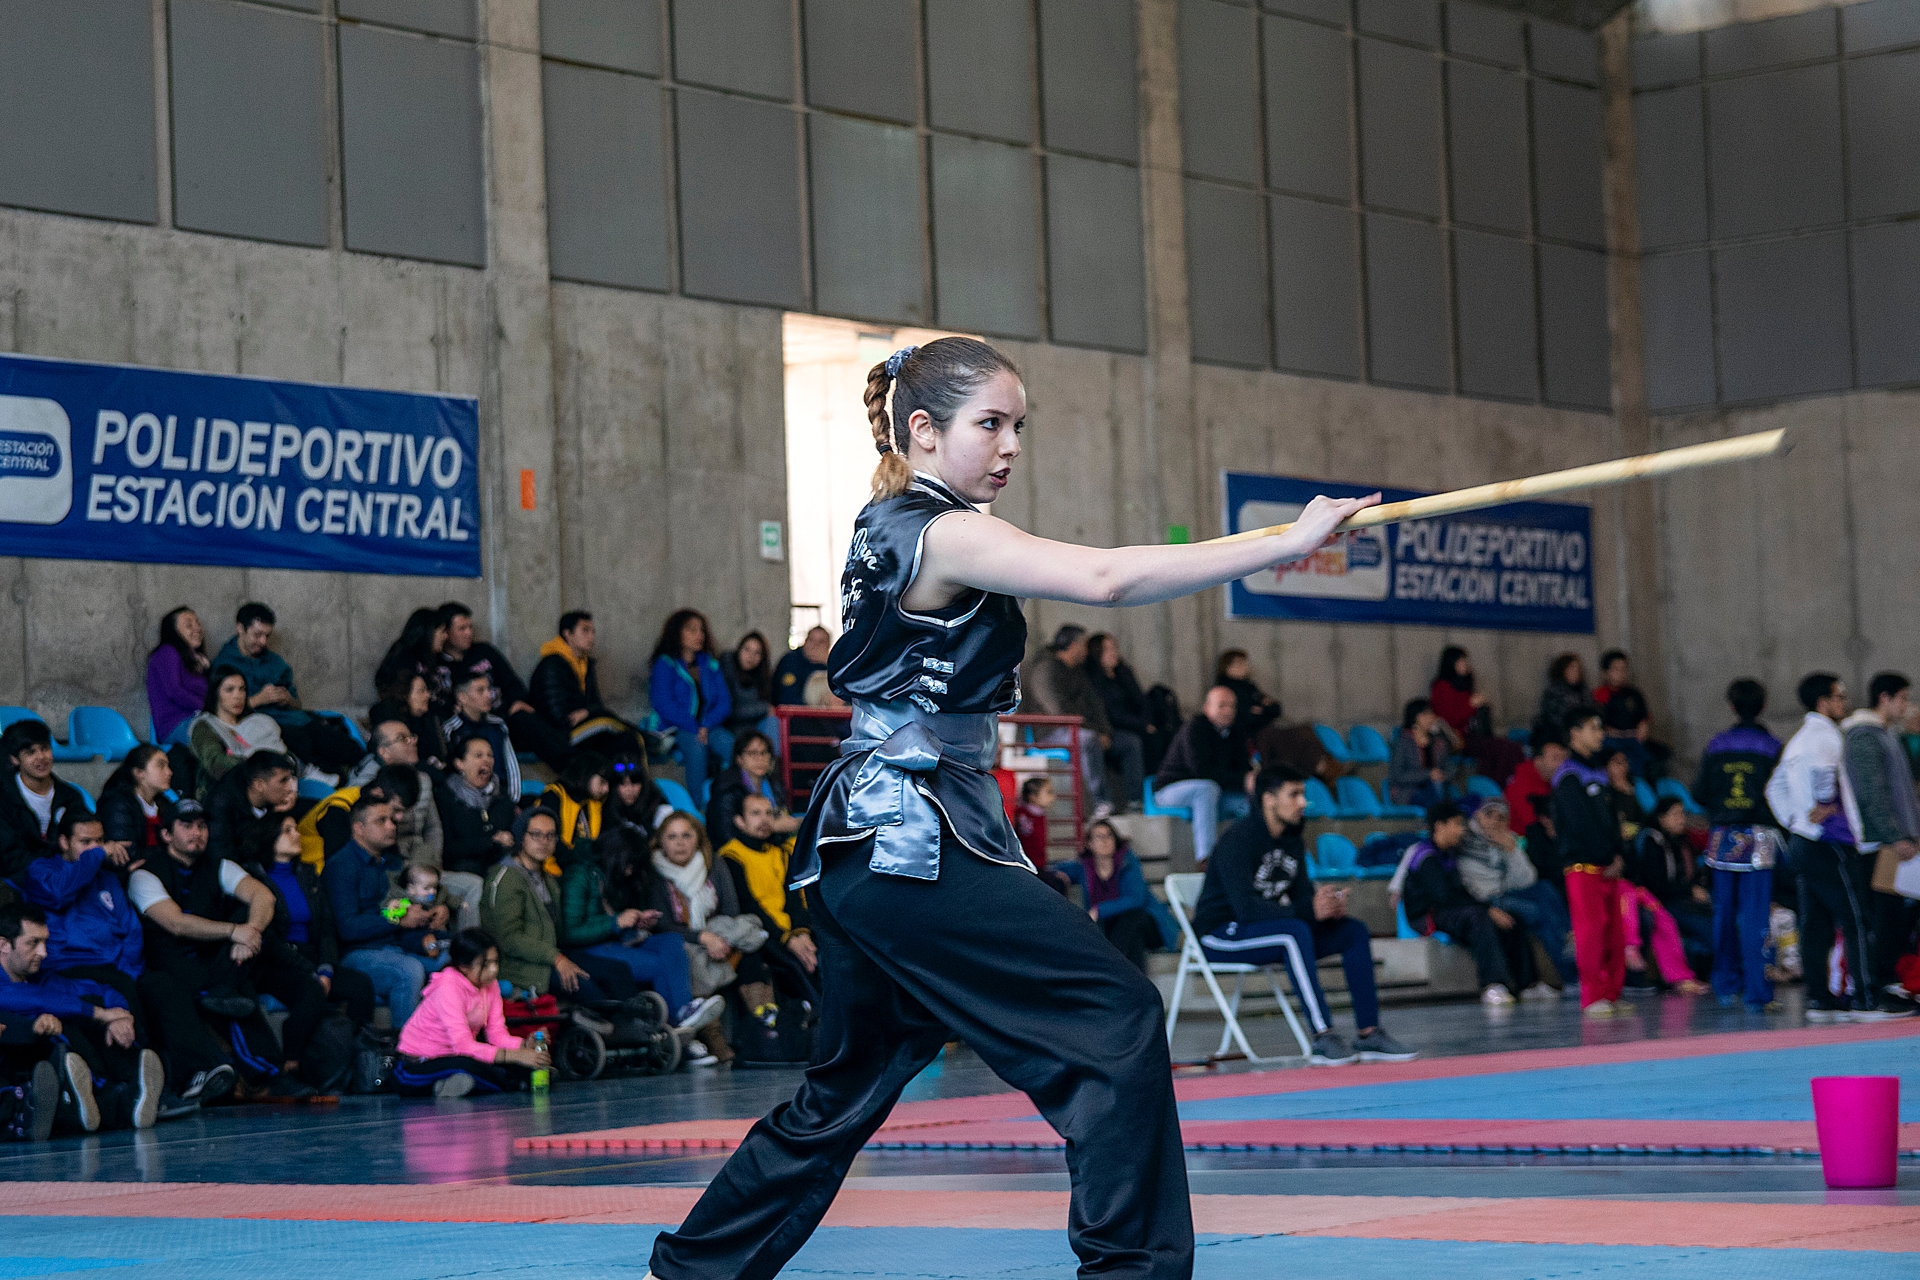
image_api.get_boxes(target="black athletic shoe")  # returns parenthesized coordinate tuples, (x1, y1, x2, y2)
(132, 1050, 164, 1130)
(1307, 1032, 1357, 1066)
(1848, 1001, 1917, 1022)
(196, 992, 258, 1019)
(154, 1092, 199, 1122)
(1354, 1028, 1419, 1062)
(182, 1064, 236, 1104)
(266, 1074, 317, 1100)
(56, 1052, 99, 1133)
(25, 1060, 59, 1142)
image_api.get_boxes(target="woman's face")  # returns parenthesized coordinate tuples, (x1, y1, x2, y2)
(1477, 808, 1512, 843)
(587, 774, 610, 802)
(218, 674, 248, 719)
(175, 610, 203, 650)
(680, 617, 705, 654)
(915, 369, 1026, 506)
(135, 751, 172, 796)
(406, 675, 431, 718)
(1565, 658, 1584, 687)
(1454, 652, 1473, 677)
(456, 740, 494, 788)
(1607, 755, 1631, 787)
(1088, 823, 1117, 857)
(274, 816, 302, 861)
(462, 947, 501, 987)
(616, 775, 643, 806)
(739, 737, 774, 780)
(1096, 639, 1119, 673)
(660, 819, 700, 866)
(738, 636, 764, 670)
(1224, 655, 1249, 681)
(1660, 805, 1688, 837)
(431, 624, 448, 654)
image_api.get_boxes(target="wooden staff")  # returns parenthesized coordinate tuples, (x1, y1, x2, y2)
(1207, 427, 1789, 544)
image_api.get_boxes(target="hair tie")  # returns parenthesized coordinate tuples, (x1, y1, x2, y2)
(884, 346, 918, 379)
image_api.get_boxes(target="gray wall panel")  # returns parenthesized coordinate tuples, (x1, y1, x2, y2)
(541, 0, 661, 75)
(543, 63, 667, 291)
(1446, 3, 1523, 67)
(676, 91, 804, 308)
(1270, 194, 1360, 377)
(810, 115, 925, 324)
(1844, 0, 1920, 54)
(806, 0, 915, 123)
(1180, 0, 1261, 183)
(1531, 80, 1603, 246)
(1845, 51, 1920, 220)
(1633, 86, 1707, 249)
(928, 0, 1032, 143)
(1185, 180, 1269, 367)
(1046, 155, 1147, 351)
(1715, 233, 1852, 403)
(1358, 38, 1442, 217)
(1447, 62, 1529, 234)
(1528, 21, 1596, 84)
(1453, 229, 1537, 401)
(931, 135, 1041, 337)
(0, 0, 155, 224)
(339, 0, 474, 39)
(1357, 0, 1437, 46)
(1262, 0, 1348, 25)
(1703, 8, 1835, 75)
(1631, 31, 1699, 87)
(1852, 221, 1920, 387)
(672, 0, 791, 99)
(339, 24, 484, 265)
(170, 0, 327, 247)
(1364, 212, 1449, 390)
(1538, 242, 1609, 409)
(1040, 0, 1140, 162)
(1707, 65, 1843, 238)
(1264, 16, 1352, 201)
(1641, 252, 1716, 410)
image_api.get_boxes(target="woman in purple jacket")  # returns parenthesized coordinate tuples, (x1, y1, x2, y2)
(145, 607, 211, 745)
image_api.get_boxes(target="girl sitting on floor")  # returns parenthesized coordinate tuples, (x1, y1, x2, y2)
(394, 928, 551, 1099)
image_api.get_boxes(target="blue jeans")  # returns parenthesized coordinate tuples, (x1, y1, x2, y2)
(1711, 867, 1774, 1007)
(1200, 915, 1378, 1033)
(1153, 780, 1248, 861)
(674, 727, 735, 804)
(578, 934, 693, 1014)
(339, 944, 428, 1026)
(1493, 881, 1574, 981)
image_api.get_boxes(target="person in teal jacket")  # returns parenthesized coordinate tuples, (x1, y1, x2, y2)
(647, 609, 734, 803)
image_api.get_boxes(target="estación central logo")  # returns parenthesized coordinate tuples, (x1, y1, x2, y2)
(0, 394, 72, 524)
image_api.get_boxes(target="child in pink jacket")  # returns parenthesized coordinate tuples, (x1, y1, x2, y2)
(394, 929, 550, 1098)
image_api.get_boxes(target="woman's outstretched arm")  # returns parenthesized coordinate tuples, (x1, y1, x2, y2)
(913, 493, 1381, 610)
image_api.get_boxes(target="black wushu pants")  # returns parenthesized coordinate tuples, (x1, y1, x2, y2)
(649, 837, 1195, 1280)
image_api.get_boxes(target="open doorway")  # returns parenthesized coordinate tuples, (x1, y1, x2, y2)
(781, 314, 964, 649)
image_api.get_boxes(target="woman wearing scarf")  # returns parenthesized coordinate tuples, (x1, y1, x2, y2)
(1055, 819, 1157, 973)
(647, 813, 772, 1063)
(189, 666, 291, 796)
(436, 735, 520, 878)
(1430, 646, 1524, 786)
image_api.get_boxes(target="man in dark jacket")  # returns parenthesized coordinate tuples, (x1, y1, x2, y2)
(1842, 672, 1920, 1015)
(1192, 765, 1415, 1066)
(531, 611, 643, 759)
(1697, 679, 1784, 1010)
(1153, 686, 1250, 862)
(1401, 803, 1539, 1005)
(1552, 708, 1628, 1016)
(206, 751, 297, 868)
(436, 601, 572, 771)
(323, 794, 429, 1027)
(773, 627, 831, 706)
(0, 719, 94, 880)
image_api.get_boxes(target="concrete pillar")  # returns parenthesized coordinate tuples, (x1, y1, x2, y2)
(477, 0, 563, 665)
(1599, 13, 1674, 733)
(1135, 0, 1211, 697)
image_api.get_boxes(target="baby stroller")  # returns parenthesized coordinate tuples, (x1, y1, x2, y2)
(503, 991, 681, 1081)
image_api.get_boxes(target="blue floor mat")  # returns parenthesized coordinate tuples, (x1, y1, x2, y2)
(1178, 1039, 1920, 1123)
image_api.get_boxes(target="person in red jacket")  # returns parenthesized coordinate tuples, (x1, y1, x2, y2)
(1506, 730, 1569, 890)
(1431, 647, 1524, 786)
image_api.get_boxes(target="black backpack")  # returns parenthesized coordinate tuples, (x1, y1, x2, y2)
(300, 1010, 358, 1091)
(730, 991, 815, 1069)
(1143, 684, 1183, 776)
(349, 1026, 400, 1094)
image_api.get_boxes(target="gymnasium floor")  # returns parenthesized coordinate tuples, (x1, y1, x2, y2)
(4, 989, 1916, 1278)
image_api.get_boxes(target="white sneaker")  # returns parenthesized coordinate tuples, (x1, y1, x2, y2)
(132, 1049, 164, 1130)
(1091, 801, 1115, 820)
(1584, 998, 1618, 1019)
(673, 995, 725, 1035)
(682, 1045, 720, 1068)
(434, 1072, 476, 1099)
(1520, 983, 1558, 1001)
(1481, 985, 1515, 1005)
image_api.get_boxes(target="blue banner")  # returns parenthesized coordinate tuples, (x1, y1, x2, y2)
(1223, 471, 1594, 634)
(0, 352, 480, 577)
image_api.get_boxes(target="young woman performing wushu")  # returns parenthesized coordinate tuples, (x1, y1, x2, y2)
(646, 338, 1377, 1280)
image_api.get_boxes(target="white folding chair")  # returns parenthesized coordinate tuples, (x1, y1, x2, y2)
(1161, 873, 1314, 1063)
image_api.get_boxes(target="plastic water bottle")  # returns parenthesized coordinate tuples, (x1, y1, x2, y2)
(530, 1030, 550, 1094)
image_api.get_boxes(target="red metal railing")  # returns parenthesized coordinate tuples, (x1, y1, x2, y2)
(774, 706, 1089, 861)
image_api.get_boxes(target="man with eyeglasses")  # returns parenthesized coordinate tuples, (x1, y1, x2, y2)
(480, 809, 615, 1001)
(347, 720, 445, 872)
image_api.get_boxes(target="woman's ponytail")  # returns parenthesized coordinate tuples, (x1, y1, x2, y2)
(867, 358, 913, 500)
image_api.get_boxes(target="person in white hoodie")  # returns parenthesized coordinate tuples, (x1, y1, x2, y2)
(1765, 673, 1901, 1022)
(1840, 673, 1920, 1014)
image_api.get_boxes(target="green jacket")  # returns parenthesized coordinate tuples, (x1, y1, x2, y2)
(557, 857, 620, 949)
(481, 859, 559, 993)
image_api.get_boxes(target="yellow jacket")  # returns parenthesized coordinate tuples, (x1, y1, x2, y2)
(718, 835, 804, 939)
(296, 786, 361, 868)
(539, 782, 600, 877)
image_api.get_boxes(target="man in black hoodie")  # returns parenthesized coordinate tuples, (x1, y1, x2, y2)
(0, 720, 94, 881)
(1154, 686, 1252, 863)
(435, 601, 573, 772)
(1192, 766, 1416, 1066)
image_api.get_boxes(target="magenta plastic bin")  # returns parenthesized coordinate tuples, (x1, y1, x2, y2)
(1811, 1075, 1900, 1189)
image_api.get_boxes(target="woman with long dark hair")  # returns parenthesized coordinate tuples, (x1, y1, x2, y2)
(146, 606, 211, 746)
(369, 669, 450, 777)
(374, 607, 448, 704)
(1535, 652, 1592, 738)
(704, 730, 798, 848)
(720, 630, 781, 743)
(1054, 819, 1158, 973)
(97, 744, 173, 865)
(189, 666, 289, 795)
(647, 608, 733, 802)
(1429, 645, 1524, 785)
(647, 336, 1374, 1280)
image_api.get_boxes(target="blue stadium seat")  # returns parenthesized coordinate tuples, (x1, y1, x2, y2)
(298, 778, 334, 801)
(655, 777, 700, 817)
(70, 784, 95, 812)
(1634, 777, 1658, 816)
(1377, 779, 1423, 819)
(314, 711, 366, 750)
(69, 707, 142, 762)
(1397, 900, 1449, 945)
(1303, 777, 1338, 820)
(1656, 776, 1705, 816)
(520, 777, 546, 800)
(1465, 775, 1504, 802)
(1142, 777, 1192, 819)
(1312, 723, 1351, 762)
(1334, 775, 1383, 819)
(698, 778, 711, 808)
(1346, 724, 1390, 764)
(1313, 833, 1358, 878)
(1507, 726, 1532, 744)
